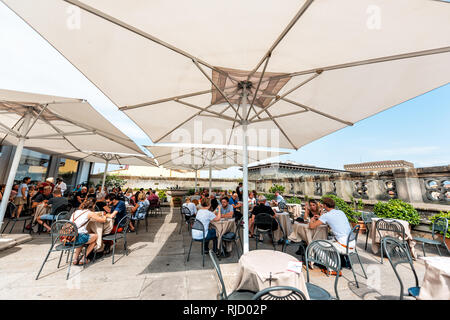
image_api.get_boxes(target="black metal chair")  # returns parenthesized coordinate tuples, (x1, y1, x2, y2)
(342, 224, 367, 288)
(221, 217, 243, 260)
(36, 220, 88, 280)
(413, 217, 449, 256)
(179, 206, 193, 234)
(131, 204, 148, 235)
(56, 211, 71, 221)
(251, 286, 307, 300)
(254, 213, 277, 250)
(305, 240, 342, 300)
(375, 219, 411, 264)
(361, 211, 377, 251)
(208, 250, 255, 300)
(154, 199, 163, 217)
(102, 214, 131, 264)
(1, 202, 33, 234)
(382, 237, 420, 300)
(186, 219, 207, 267)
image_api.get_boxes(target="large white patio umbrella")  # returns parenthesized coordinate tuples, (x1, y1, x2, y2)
(0, 88, 145, 231)
(147, 145, 286, 194)
(5, 0, 449, 252)
(60, 151, 157, 191)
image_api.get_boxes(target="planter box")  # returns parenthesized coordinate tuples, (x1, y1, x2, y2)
(351, 221, 366, 234)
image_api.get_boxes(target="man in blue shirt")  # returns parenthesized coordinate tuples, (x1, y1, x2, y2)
(229, 192, 242, 221)
(104, 193, 127, 233)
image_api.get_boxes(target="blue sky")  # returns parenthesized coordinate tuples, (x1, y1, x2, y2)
(0, 2, 448, 178)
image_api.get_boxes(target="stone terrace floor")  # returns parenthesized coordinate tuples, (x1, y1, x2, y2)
(0, 207, 447, 300)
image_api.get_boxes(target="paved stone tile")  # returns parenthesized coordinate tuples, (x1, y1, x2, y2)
(0, 207, 445, 300)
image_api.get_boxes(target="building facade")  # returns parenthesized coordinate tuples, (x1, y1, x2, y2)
(344, 160, 414, 172)
(0, 145, 92, 191)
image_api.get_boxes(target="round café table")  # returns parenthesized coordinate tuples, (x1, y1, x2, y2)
(417, 256, 450, 300)
(233, 250, 310, 299)
(288, 221, 328, 245)
(210, 218, 237, 253)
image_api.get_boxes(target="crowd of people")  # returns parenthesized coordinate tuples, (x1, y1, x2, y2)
(182, 185, 354, 258)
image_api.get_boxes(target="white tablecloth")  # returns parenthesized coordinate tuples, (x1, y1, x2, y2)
(417, 256, 450, 300)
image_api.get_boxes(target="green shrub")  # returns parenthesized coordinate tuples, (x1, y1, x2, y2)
(264, 193, 275, 201)
(287, 197, 301, 204)
(269, 184, 285, 194)
(322, 194, 358, 223)
(157, 189, 167, 200)
(373, 199, 420, 226)
(429, 211, 450, 238)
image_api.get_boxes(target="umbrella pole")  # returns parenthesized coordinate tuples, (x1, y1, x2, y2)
(242, 88, 249, 254)
(101, 159, 109, 192)
(208, 163, 212, 195)
(194, 169, 198, 192)
(0, 111, 32, 235)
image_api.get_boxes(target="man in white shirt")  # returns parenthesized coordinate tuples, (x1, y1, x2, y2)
(308, 197, 353, 254)
(182, 197, 197, 216)
(55, 178, 67, 195)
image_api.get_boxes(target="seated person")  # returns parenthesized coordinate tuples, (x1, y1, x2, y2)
(271, 191, 285, 206)
(308, 197, 353, 254)
(249, 195, 278, 237)
(229, 192, 242, 221)
(103, 193, 127, 234)
(192, 198, 221, 254)
(36, 189, 68, 232)
(182, 197, 197, 218)
(70, 198, 107, 266)
(129, 193, 148, 231)
(209, 194, 219, 212)
(32, 186, 53, 224)
(216, 197, 234, 219)
(305, 199, 323, 220)
(75, 186, 88, 209)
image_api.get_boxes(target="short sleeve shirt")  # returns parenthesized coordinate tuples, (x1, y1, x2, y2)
(112, 200, 127, 226)
(192, 209, 217, 240)
(319, 209, 351, 244)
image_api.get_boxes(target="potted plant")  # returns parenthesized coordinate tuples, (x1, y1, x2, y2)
(373, 199, 421, 230)
(429, 211, 450, 248)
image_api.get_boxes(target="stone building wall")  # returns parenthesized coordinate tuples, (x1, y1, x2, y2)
(90, 174, 242, 191)
(252, 165, 450, 216)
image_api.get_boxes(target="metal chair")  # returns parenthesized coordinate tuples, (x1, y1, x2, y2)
(36, 220, 87, 280)
(375, 219, 411, 264)
(251, 286, 307, 300)
(208, 250, 255, 300)
(413, 217, 449, 256)
(56, 211, 71, 221)
(221, 217, 243, 260)
(1, 202, 33, 234)
(305, 240, 342, 300)
(254, 213, 277, 250)
(186, 219, 207, 267)
(179, 206, 193, 234)
(102, 214, 131, 264)
(382, 237, 420, 300)
(154, 199, 163, 217)
(342, 224, 367, 288)
(361, 211, 377, 251)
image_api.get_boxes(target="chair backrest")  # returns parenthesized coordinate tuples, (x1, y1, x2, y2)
(381, 237, 419, 299)
(208, 249, 228, 299)
(432, 217, 449, 240)
(345, 224, 360, 254)
(254, 213, 273, 230)
(56, 211, 71, 221)
(278, 201, 287, 211)
(6, 202, 16, 218)
(305, 240, 341, 299)
(181, 205, 192, 216)
(251, 286, 307, 300)
(375, 219, 406, 241)
(361, 211, 377, 224)
(117, 214, 132, 234)
(50, 220, 79, 247)
(191, 219, 205, 239)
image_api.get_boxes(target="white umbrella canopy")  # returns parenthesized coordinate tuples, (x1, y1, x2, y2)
(147, 145, 287, 193)
(0, 88, 146, 232)
(2, 0, 449, 149)
(4, 0, 449, 250)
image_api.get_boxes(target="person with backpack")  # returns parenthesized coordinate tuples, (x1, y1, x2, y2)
(70, 198, 106, 266)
